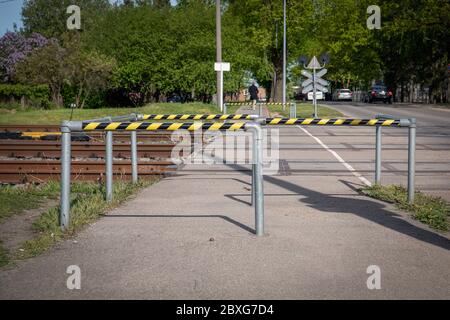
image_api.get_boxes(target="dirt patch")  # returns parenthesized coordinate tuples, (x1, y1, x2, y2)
(0, 198, 59, 253)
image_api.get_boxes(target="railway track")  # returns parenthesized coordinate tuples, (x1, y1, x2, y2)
(0, 140, 176, 159)
(0, 159, 176, 183)
(0, 125, 188, 183)
(0, 125, 174, 142)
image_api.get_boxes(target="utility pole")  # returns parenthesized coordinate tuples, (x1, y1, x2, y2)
(282, 0, 287, 109)
(216, 0, 223, 111)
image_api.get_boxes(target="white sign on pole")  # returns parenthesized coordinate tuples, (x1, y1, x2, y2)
(316, 68, 327, 78)
(315, 83, 328, 93)
(308, 91, 324, 100)
(307, 56, 321, 69)
(315, 77, 329, 87)
(302, 84, 314, 94)
(301, 65, 328, 94)
(301, 78, 313, 87)
(214, 62, 230, 72)
(301, 70, 313, 79)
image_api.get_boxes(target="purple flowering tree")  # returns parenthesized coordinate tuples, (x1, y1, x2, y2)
(0, 32, 50, 82)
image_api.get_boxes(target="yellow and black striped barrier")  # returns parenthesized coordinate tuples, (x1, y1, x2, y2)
(20, 132, 61, 139)
(82, 121, 247, 131)
(225, 102, 292, 106)
(141, 114, 254, 120)
(265, 118, 402, 127)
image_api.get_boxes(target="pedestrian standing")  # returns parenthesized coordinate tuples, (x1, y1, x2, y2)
(249, 81, 259, 110)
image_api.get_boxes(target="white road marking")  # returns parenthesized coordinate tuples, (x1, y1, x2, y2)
(297, 125, 372, 186)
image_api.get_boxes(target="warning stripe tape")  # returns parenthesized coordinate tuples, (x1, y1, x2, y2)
(265, 118, 400, 126)
(82, 122, 247, 131)
(225, 102, 293, 106)
(141, 114, 254, 120)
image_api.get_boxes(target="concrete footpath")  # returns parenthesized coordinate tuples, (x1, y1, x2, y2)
(0, 122, 449, 299)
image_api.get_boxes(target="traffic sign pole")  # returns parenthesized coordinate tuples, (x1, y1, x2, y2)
(313, 67, 317, 118)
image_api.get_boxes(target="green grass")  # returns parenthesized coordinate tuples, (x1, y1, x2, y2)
(15, 178, 159, 260)
(0, 182, 60, 223)
(269, 103, 343, 118)
(0, 102, 219, 125)
(362, 184, 450, 231)
(0, 241, 8, 267)
(225, 102, 343, 118)
(0, 101, 343, 125)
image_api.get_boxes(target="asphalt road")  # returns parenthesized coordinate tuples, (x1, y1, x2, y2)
(318, 102, 450, 201)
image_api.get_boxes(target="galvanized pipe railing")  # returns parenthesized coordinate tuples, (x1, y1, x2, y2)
(59, 120, 265, 236)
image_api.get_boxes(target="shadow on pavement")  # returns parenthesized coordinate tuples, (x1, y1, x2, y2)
(105, 214, 255, 234)
(262, 174, 450, 251)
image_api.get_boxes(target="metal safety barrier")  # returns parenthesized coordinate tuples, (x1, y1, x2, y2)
(58, 111, 417, 237)
(141, 114, 258, 120)
(223, 101, 297, 117)
(265, 115, 416, 203)
(59, 120, 265, 236)
(80, 121, 248, 131)
(264, 117, 410, 127)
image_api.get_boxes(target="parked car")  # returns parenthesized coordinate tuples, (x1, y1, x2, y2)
(167, 94, 182, 103)
(333, 89, 353, 101)
(363, 85, 393, 104)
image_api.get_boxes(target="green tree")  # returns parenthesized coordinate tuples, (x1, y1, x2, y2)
(22, 0, 110, 40)
(14, 41, 67, 107)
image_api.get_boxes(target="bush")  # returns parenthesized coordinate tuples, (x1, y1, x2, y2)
(0, 84, 51, 108)
(61, 84, 107, 109)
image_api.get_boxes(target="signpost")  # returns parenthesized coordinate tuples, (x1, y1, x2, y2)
(214, 62, 230, 112)
(301, 56, 328, 117)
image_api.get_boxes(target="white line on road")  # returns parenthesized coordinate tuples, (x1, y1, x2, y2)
(297, 125, 372, 186)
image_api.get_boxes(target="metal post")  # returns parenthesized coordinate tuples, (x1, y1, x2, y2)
(216, 0, 223, 112)
(408, 118, 416, 203)
(375, 125, 382, 184)
(251, 128, 257, 206)
(282, 0, 287, 110)
(223, 103, 227, 115)
(105, 131, 113, 202)
(131, 130, 138, 183)
(246, 122, 264, 236)
(290, 102, 297, 118)
(313, 67, 318, 118)
(258, 103, 263, 117)
(60, 122, 71, 230)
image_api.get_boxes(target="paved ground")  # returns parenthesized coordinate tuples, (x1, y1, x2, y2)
(322, 102, 450, 201)
(0, 103, 449, 299)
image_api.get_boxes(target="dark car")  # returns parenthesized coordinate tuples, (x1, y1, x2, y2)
(167, 94, 182, 103)
(363, 85, 393, 104)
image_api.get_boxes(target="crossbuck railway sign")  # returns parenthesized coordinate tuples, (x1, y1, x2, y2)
(301, 68, 329, 94)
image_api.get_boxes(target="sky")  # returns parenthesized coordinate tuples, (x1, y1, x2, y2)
(0, 0, 178, 36)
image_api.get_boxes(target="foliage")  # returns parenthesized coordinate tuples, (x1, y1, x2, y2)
(375, 0, 450, 101)
(0, 84, 50, 108)
(9, 0, 450, 105)
(362, 184, 450, 231)
(21, 0, 111, 41)
(13, 34, 116, 108)
(64, 37, 117, 108)
(84, 1, 259, 102)
(15, 179, 158, 260)
(0, 32, 50, 82)
(0, 181, 60, 223)
(0, 102, 219, 124)
(14, 41, 67, 107)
